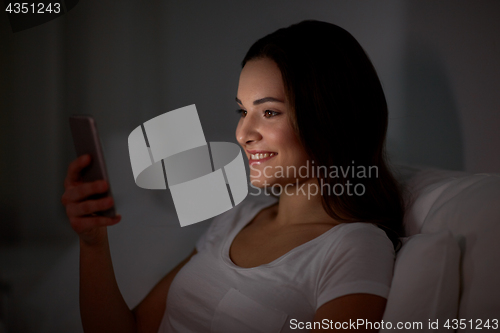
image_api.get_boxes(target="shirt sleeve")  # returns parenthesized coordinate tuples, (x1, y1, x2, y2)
(315, 223, 395, 311)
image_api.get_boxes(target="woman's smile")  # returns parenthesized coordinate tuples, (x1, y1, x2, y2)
(247, 150, 278, 165)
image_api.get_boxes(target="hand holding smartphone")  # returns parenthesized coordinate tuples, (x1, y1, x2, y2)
(69, 115, 116, 217)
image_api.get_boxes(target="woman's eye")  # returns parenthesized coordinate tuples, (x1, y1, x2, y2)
(264, 110, 279, 118)
(236, 109, 247, 117)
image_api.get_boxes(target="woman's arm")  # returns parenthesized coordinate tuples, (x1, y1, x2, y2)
(62, 155, 135, 332)
(132, 248, 198, 333)
(62, 155, 197, 332)
(312, 294, 387, 332)
(79, 231, 137, 333)
(80, 239, 197, 333)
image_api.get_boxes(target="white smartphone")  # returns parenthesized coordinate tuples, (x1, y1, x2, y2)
(69, 115, 116, 217)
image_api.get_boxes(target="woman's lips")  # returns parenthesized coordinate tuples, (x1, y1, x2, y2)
(247, 151, 278, 165)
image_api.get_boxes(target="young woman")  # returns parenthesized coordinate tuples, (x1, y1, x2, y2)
(61, 20, 404, 332)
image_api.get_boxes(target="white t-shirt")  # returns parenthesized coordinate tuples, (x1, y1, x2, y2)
(158, 195, 395, 333)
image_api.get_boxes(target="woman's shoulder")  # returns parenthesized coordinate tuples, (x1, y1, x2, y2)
(325, 222, 394, 254)
(315, 223, 395, 309)
(333, 221, 386, 236)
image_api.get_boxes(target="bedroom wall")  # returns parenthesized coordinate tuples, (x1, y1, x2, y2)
(401, 0, 500, 172)
(1, 0, 499, 273)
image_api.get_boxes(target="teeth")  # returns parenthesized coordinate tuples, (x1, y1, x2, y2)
(250, 153, 276, 160)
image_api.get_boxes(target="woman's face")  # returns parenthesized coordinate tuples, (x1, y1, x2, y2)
(236, 57, 310, 188)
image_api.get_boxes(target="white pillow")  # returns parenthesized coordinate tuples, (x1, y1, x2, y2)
(401, 170, 500, 320)
(380, 231, 460, 332)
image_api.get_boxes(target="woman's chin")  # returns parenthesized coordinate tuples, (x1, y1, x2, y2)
(249, 178, 275, 188)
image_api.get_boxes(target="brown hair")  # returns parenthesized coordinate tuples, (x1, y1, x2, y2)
(242, 20, 405, 248)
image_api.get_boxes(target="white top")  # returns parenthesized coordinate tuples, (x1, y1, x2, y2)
(158, 195, 395, 333)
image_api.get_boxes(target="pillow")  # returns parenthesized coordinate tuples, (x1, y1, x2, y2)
(380, 231, 460, 332)
(401, 170, 500, 320)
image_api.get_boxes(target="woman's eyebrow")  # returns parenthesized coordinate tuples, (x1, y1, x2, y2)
(235, 97, 284, 105)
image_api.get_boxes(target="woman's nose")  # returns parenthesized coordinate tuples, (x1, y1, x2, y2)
(236, 116, 262, 146)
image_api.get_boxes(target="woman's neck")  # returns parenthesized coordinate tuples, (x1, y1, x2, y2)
(272, 178, 341, 227)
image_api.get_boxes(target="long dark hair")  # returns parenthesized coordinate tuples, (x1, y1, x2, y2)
(242, 20, 405, 248)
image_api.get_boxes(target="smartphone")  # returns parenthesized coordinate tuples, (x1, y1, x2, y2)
(69, 115, 116, 217)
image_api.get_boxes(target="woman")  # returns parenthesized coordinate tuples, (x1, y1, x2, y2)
(61, 20, 404, 332)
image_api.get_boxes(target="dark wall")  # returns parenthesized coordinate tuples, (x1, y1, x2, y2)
(1, 0, 499, 245)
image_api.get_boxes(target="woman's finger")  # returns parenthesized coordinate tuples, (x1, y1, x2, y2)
(69, 214, 122, 234)
(64, 154, 92, 188)
(61, 179, 108, 205)
(66, 196, 115, 218)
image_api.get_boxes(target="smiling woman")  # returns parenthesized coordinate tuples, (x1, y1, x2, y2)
(155, 20, 402, 332)
(61, 19, 404, 333)
(239, 21, 405, 245)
